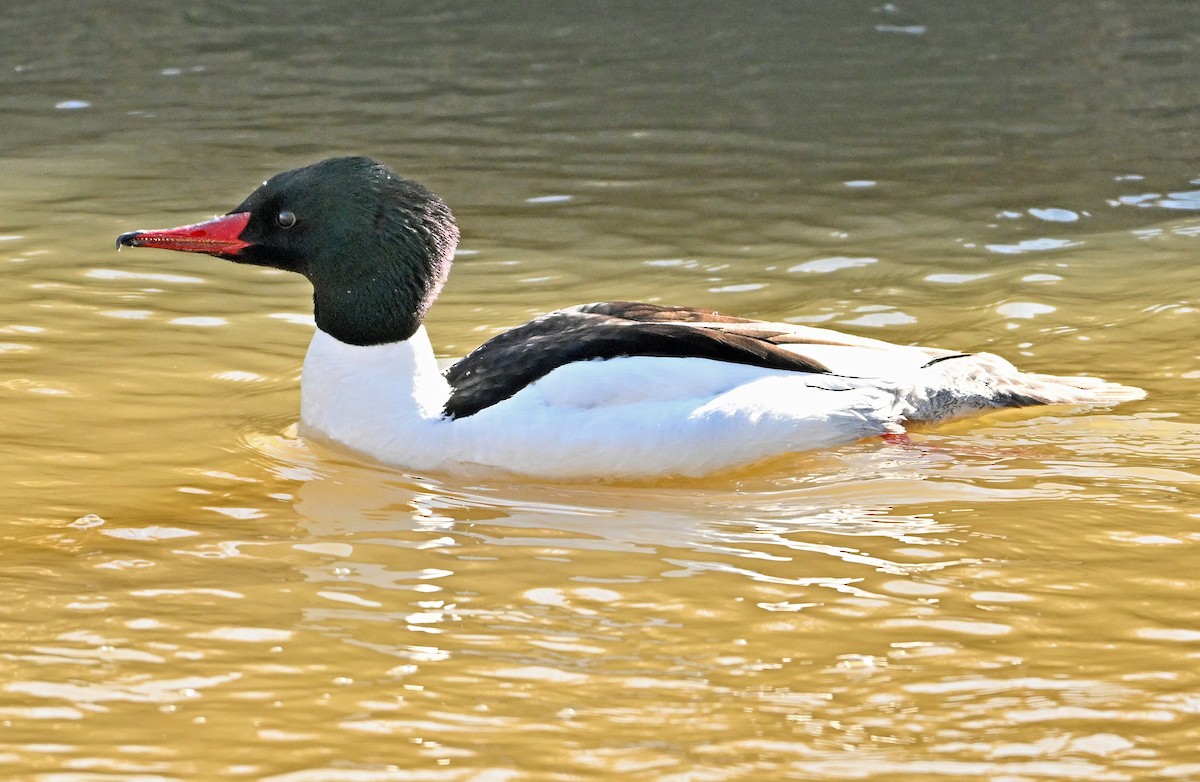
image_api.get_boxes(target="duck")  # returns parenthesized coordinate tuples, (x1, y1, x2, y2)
(116, 156, 1144, 479)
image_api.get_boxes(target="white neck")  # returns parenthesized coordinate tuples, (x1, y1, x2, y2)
(299, 327, 452, 466)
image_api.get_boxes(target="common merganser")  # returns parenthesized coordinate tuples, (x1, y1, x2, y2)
(116, 156, 1144, 479)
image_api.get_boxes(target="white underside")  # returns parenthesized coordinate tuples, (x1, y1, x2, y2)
(298, 326, 1142, 479)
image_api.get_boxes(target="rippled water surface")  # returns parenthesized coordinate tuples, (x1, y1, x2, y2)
(3, 2, 1200, 779)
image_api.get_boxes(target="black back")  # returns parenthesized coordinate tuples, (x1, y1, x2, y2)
(442, 302, 834, 418)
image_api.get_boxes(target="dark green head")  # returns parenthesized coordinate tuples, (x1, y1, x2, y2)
(118, 156, 460, 345)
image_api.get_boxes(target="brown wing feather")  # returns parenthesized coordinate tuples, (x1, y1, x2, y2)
(579, 301, 956, 354)
(575, 301, 759, 324)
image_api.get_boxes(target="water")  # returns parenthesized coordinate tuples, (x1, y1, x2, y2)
(3, 2, 1200, 779)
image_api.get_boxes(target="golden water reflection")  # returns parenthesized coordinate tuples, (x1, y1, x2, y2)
(5, 436, 1200, 778)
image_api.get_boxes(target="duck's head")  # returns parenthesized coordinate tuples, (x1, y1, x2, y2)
(117, 156, 460, 346)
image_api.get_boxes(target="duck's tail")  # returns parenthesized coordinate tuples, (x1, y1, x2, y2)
(1014, 370, 1146, 406)
(905, 352, 1145, 424)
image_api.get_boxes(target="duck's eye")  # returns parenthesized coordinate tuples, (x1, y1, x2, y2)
(277, 210, 297, 228)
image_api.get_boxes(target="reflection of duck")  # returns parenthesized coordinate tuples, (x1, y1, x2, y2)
(117, 157, 1143, 479)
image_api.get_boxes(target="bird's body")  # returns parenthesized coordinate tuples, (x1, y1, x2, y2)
(299, 324, 905, 478)
(117, 156, 1144, 479)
